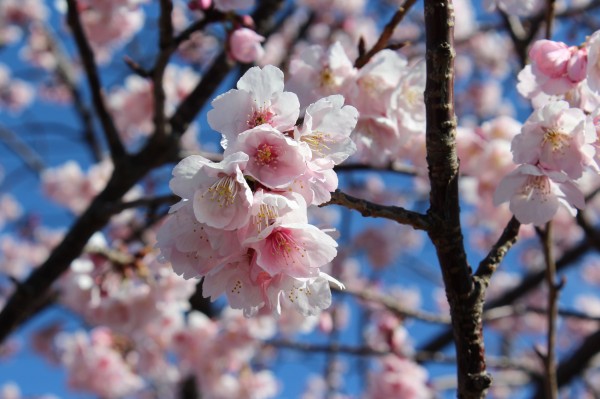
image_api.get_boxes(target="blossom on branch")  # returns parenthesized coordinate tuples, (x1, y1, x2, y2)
(157, 65, 357, 317)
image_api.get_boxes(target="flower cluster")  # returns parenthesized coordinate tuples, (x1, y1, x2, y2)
(286, 42, 425, 167)
(157, 65, 358, 317)
(494, 34, 600, 225)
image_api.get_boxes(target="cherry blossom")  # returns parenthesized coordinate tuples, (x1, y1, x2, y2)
(57, 328, 144, 399)
(286, 41, 356, 108)
(229, 27, 265, 63)
(0, 64, 34, 112)
(170, 152, 254, 229)
(511, 100, 596, 179)
(493, 164, 585, 225)
(208, 65, 300, 148)
(365, 355, 432, 399)
(587, 30, 600, 93)
(295, 94, 358, 164)
(227, 125, 309, 189)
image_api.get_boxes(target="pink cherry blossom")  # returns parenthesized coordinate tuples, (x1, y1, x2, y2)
(57, 328, 144, 399)
(286, 41, 356, 108)
(258, 272, 341, 316)
(229, 28, 265, 63)
(244, 214, 338, 278)
(156, 202, 242, 278)
(202, 257, 266, 317)
(587, 30, 600, 93)
(207, 65, 300, 148)
(170, 152, 253, 229)
(227, 125, 309, 189)
(493, 164, 585, 225)
(349, 49, 406, 116)
(0, 64, 34, 112)
(76, 0, 146, 63)
(365, 355, 432, 399)
(295, 95, 358, 164)
(390, 59, 426, 137)
(41, 159, 116, 214)
(511, 100, 595, 179)
(529, 40, 571, 79)
(287, 158, 338, 206)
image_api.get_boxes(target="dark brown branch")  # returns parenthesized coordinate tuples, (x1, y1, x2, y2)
(65, 0, 126, 161)
(44, 25, 103, 162)
(335, 162, 418, 175)
(108, 194, 179, 213)
(424, 0, 492, 396)
(545, 0, 558, 39)
(321, 189, 430, 231)
(169, 51, 231, 136)
(172, 10, 226, 49)
(354, 0, 417, 68)
(475, 216, 521, 283)
(152, 0, 175, 139)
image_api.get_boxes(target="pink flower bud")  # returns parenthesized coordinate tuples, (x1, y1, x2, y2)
(229, 27, 265, 63)
(529, 39, 571, 78)
(567, 47, 587, 83)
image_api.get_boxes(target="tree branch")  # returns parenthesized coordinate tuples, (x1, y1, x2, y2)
(333, 285, 451, 324)
(420, 236, 595, 355)
(44, 25, 103, 162)
(536, 222, 560, 399)
(321, 189, 430, 231)
(0, 126, 46, 174)
(65, 0, 126, 162)
(533, 329, 600, 398)
(151, 0, 175, 139)
(475, 216, 521, 284)
(424, 0, 491, 396)
(354, 0, 418, 68)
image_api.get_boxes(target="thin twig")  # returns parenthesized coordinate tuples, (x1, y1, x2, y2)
(321, 190, 430, 231)
(420, 235, 595, 354)
(0, 126, 46, 174)
(354, 0, 418, 68)
(536, 222, 559, 399)
(475, 216, 521, 284)
(267, 340, 538, 374)
(333, 285, 451, 324)
(44, 24, 103, 162)
(65, 0, 126, 161)
(152, 0, 175, 139)
(545, 0, 558, 39)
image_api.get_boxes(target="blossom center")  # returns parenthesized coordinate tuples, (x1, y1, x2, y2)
(254, 203, 278, 232)
(542, 128, 569, 152)
(302, 132, 331, 157)
(522, 175, 551, 200)
(319, 67, 335, 88)
(255, 143, 278, 166)
(247, 107, 274, 128)
(269, 229, 305, 265)
(204, 176, 238, 207)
